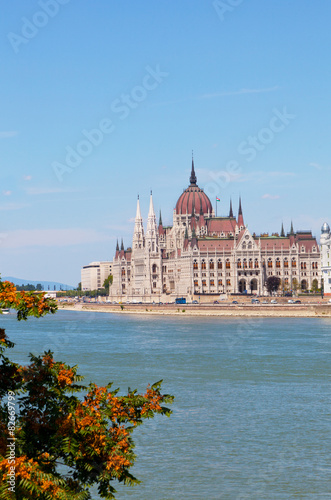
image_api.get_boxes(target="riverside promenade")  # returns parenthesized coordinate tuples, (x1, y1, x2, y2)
(58, 297, 331, 318)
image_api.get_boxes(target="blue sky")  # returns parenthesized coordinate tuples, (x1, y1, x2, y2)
(0, 0, 330, 286)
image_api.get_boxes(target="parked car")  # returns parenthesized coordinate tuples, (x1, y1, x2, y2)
(270, 299, 277, 304)
(192, 300, 199, 304)
(251, 299, 260, 304)
(288, 299, 295, 304)
(232, 300, 238, 304)
(294, 300, 301, 304)
(213, 300, 219, 304)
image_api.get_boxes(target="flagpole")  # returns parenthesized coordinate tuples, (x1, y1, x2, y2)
(216, 196, 217, 217)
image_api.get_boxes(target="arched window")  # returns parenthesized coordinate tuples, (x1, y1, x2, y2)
(121, 268, 126, 276)
(284, 259, 288, 268)
(217, 260, 222, 269)
(152, 264, 157, 273)
(249, 259, 253, 269)
(292, 259, 296, 268)
(201, 260, 206, 270)
(276, 259, 280, 268)
(243, 259, 247, 269)
(209, 260, 214, 270)
(268, 259, 273, 268)
(254, 259, 259, 269)
(226, 260, 231, 269)
(193, 260, 198, 270)
(237, 259, 242, 269)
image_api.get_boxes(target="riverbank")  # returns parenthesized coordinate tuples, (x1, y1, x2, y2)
(58, 302, 331, 318)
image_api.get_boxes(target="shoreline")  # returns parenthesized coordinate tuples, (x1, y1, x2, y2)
(58, 303, 331, 318)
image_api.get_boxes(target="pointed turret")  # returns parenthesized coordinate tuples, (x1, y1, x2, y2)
(146, 191, 159, 252)
(190, 225, 198, 249)
(238, 197, 244, 228)
(120, 238, 124, 251)
(183, 226, 189, 250)
(115, 239, 119, 258)
(135, 194, 142, 219)
(281, 223, 285, 237)
(290, 220, 294, 235)
(158, 209, 164, 236)
(189, 153, 197, 186)
(229, 198, 233, 218)
(132, 195, 145, 250)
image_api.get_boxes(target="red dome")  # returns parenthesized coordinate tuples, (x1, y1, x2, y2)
(175, 158, 213, 215)
(176, 185, 213, 215)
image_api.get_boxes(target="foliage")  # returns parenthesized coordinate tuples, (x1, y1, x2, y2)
(57, 289, 108, 298)
(266, 276, 281, 295)
(16, 284, 39, 292)
(311, 279, 319, 293)
(103, 276, 113, 294)
(0, 281, 173, 499)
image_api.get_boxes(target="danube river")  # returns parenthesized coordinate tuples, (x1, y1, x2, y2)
(3, 311, 331, 499)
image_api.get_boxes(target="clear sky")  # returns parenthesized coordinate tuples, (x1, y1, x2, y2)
(1, 0, 330, 286)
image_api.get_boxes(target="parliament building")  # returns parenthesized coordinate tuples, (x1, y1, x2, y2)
(109, 159, 321, 301)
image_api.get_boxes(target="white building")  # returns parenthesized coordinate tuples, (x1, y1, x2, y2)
(81, 261, 112, 291)
(320, 222, 331, 296)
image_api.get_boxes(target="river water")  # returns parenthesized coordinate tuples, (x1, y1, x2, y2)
(2, 311, 331, 499)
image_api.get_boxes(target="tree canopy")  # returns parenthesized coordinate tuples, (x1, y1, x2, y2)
(0, 280, 173, 499)
(103, 275, 113, 294)
(266, 276, 281, 295)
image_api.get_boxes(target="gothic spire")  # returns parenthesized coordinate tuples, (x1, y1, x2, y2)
(238, 196, 244, 228)
(190, 152, 197, 186)
(281, 222, 285, 237)
(148, 190, 155, 217)
(135, 194, 142, 220)
(159, 210, 163, 226)
(120, 238, 124, 251)
(229, 198, 233, 218)
(290, 220, 294, 234)
(132, 195, 145, 250)
(146, 191, 158, 251)
(116, 239, 119, 251)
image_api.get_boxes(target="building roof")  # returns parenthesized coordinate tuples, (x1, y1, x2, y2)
(175, 159, 212, 215)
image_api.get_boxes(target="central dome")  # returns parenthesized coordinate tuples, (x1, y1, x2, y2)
(175, 159, 213, 215)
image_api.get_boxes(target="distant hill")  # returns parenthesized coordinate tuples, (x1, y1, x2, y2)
(2, 277, 75, 291)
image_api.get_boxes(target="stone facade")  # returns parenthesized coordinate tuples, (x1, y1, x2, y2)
(110, 160, 321, 301)
(320, 222, 331, 296)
